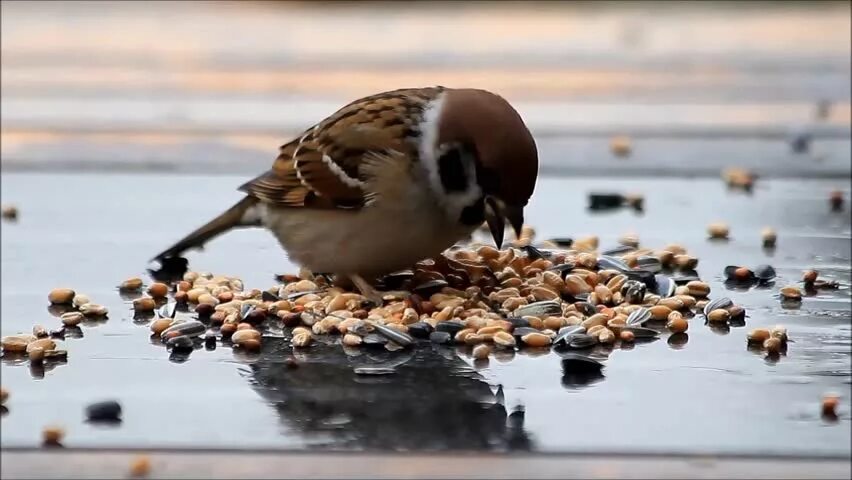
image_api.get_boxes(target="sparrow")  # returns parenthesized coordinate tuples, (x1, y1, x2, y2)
(152, 86, 538, 303)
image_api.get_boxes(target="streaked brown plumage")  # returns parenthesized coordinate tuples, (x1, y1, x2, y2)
(153, 86, 538, 303)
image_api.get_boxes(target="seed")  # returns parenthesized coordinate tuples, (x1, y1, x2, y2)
(674, 255, 699, 270)
(342, 333, 362, 346)
(292, 332, 312, 348)
(48, 288, 75, 305)
(149, 318, 174, 335)
(217, 291, 234, 303)
(780, 286, 802, 301)
(231, 328, 261, 344)
(60, 312, 84, 327)
(78, 303, 108, 317)
(543, 316, 565, 331)
(707, 309, 731, 323)
(802, 270, 818, 284)
(472, 344, 491, 360)
(675, 295, 697, 309)
(610, 135, 632, 157)
(581, 313, 609, 330)
(822, 394, 840, 417)
(71, 294, 91, 309)
(0, 387, 8, 404)
(761, 227, 777, 248)
(666, 315, 688, 334)
(531, 286, 559, 301)
(763, 337, 782, 354)
(648, 305, 672, 321)
(26, 338, 55, 355)
(29, 346, 45, 362)
(829, 190, 844, 211)
(42, 426, 65, 445)
(587, 325, 605, 337)
(118, 277, 143, 292)
(2, 204, 19, 220)
(187, 288, 206, 303)
(133, 297, 156, 313)
(493, 331, 516, 348)
(129, 455, 152, 478)
(594, 285, 612, 305)
(747, 328, 771, 344)
(32, 325, 48, 338)
(521, 332, 552, 347)
(657, 297, 685, 310)
(2, 334, 36, 353)
(564, 275, 592, 295)
(770, 325, 788, 342)
(598, 328, 616, 344)
(618, 232, 639, 248)
(734, 267, 752, 281)
(620, 330, 635, 342)
(197, 293, 219, 306)
(174, 291, 188, 304)
(686, 281, 710, 298)
(707, 222, 729, 239)
(220, 323, 236, 338)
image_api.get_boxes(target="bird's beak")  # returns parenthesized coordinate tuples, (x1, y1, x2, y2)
(484, 197, 524, 248)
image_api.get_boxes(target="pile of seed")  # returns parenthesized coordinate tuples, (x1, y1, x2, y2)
(2, 226, 811, 371)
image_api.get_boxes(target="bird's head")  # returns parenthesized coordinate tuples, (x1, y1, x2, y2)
(426, 88, 539, 247)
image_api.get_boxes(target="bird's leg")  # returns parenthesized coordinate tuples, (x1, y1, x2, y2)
(349, 274, 410, 306)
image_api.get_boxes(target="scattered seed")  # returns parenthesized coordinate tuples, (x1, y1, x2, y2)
(780, 286, 802, 301)
(32, 325, 49, 338)
(747, 328, 771, 345)
(42, 426, 65, 446)
(472, 344, 491, 360)
(822, 394, 840, 418)
(2, 334, 36, 353)
(763, 337, 782, 355)
(802, 270, 818, 284)
(48, 288, 75, 305)
(59, 312, 83, 327)
(133, 297, 156, 313)
(85, 400, 122, 422)
(0, 387, 8, 404)
(129, 455, 152, 478)
(619, 330, 635, 342)
(610, 135, 632, 157)
(707, 222, 730, 240)
(78, 303, 108, 317)
(666, 312, 688, 333)
(761, 227, 777, 248)
(707, 309, 731, 323)
(521, 332, 551, 347)
(146, 282, 169, 299)
(119, 278, 143, 292)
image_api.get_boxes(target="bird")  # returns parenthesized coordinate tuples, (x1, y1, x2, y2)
(152, 86, 539, 304)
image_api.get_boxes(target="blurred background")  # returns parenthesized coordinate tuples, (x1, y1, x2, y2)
(2, 0, 850, 176)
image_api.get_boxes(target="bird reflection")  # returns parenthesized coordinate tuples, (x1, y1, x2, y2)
(244, 339, 534, 451)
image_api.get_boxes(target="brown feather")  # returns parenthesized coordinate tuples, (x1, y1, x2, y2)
(239, 87, 444, 210)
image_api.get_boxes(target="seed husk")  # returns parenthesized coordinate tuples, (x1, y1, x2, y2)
(48, 288, 75, 305)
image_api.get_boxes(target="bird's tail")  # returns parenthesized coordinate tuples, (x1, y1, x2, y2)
(151, 196, 260, 262)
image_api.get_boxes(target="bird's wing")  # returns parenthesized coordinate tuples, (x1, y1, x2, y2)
(239, 87, 444, 210)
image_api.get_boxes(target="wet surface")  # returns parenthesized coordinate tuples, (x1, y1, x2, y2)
(1, 172, 849, 456)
